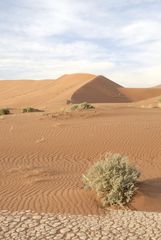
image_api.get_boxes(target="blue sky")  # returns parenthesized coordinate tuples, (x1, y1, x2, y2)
(0, 0, 161, 86)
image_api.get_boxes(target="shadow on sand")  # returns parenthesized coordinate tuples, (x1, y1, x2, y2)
(138, 178, 161, 197)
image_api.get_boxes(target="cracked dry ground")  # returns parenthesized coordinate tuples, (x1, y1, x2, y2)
(0, 210, 161, 240)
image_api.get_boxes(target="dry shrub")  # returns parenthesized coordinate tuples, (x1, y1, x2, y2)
(83, 153, 140, 206)
(71, 102, 95, 111)
(0, 108, 10, 115)
(22, 107, 38, 113)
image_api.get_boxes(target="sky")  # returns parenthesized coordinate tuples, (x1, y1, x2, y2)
(0, 0, 161, 87)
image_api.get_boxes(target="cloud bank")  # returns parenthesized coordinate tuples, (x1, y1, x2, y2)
(0, 0, 161, 86)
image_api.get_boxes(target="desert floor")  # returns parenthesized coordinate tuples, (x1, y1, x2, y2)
(0, 107, 161, 215)
(1, 209, 161, 239)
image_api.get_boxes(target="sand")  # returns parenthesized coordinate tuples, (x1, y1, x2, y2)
(0, 74, 95, 110)
(0, 108, 161, 214)
(0, 73, 161, 215)
(119, 87, 161, 102)
(1, 74, 161, 109)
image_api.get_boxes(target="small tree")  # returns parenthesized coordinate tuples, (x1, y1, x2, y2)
(83, 153, 140, 206)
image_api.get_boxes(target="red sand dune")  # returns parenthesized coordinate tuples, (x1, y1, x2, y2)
(119, 88, 161, 102)
(1, 73, 161, 109)
(71, 76, 161, 103)
(0, 74, 95, 109)
(71, 75, 129, 103)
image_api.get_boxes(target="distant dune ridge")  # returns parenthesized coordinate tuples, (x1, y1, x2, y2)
(0, 73, 161, 109)
(154, 84, 161, 88)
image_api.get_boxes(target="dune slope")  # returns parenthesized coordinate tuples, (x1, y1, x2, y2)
(71, 75, 129, 103)
(1, 74, 161, 108)
(71, 76, 161, 103)
(120, 88, 161, 102)
(0, 74, 95, 110)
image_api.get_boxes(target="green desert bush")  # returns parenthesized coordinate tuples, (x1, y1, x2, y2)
(83, 153, 140, 206)
(22, 107, 37, 113)
(71, 102, 95, 111)
(0, 108, 10, 115)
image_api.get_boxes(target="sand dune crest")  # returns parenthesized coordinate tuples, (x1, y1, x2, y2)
(1, 73, 161, 108)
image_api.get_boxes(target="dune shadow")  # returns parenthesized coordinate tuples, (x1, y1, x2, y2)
(138, 178, 161, 197)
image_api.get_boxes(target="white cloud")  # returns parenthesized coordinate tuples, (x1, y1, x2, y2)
(111, 65, 161, 87)
(120, 20, 161, 45)
(0, 0, 161, 86)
